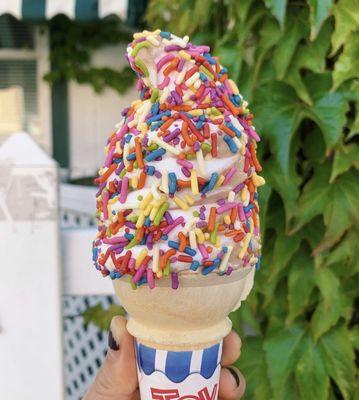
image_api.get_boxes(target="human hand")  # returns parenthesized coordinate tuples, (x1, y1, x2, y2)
(84, 316, 245, 400)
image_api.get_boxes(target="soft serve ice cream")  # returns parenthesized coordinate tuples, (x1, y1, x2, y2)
(92, 30, 265, 289)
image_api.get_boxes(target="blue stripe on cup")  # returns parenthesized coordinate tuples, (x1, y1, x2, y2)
(136, 341, 221, 383)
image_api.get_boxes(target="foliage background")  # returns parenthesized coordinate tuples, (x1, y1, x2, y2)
(144, 1, 359, 399)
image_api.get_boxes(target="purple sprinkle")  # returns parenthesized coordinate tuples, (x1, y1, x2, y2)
(164, 211, 174, 224)
(182, 167, 191, 177)
(226, 267, 234, 275)
(154, 171, 162, 178)
(171, 272, 179, 289)
(125, 221, 136, 229)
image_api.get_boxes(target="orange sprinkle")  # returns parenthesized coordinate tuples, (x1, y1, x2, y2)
(178, 232, 187, 252)
(225, 230, 242, 237)
(160, 249, 176, 269)
(250, 142, 262, 172)
(160, 118, 174, 132)
(136, 227, 144, 242)
(164, 57, 179, 75)
(208, 207, 216, 232)
(252, 210, 258, 227)
(230, 207, 237, 224)
(203, 123, 210, 139)
(218, 224, 226, 232)
(220, 124, 235, 137)
(96, 163, 116, 183)
(172, 105, 192, 112)
(135, 137, 144, 169)
(178, 255, 193, 263)
(137, 171, 147, 189)
(181, 121, 195, 146)
(234, 232, 245, 242)
(221, 94, 240, 116)
(207, 247, 213, 254)
(177, 179, 191, 188)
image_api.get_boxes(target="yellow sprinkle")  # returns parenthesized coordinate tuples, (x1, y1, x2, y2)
(179, 50, 191, 60)
(116, 141, 122, 155)
(219, 245, 233, 272)
(150, 205, 159, 221)
(195, 228, 205, 244)
(187, 109, 203, 117)
(160, 169, 169, 194)
(135, 249, 148, 268)
(215, 175, 225, 188)
(215, 236, 221, 248)
(153, 195, 166, 208)
(140, 192, 153, 210)
(136, 211, 145, 228)
(228, 79, 239, 95)
(224, 215, 231, 225)
(144, 204, 152, 217)
(253, 172, 266, 187)
(184, 194, 195, 205)
(199, 65, 214, 80)
(190, 169, 199, 195)
(196, 149, 207, 177)
(175, 69, 186, 85)
(173, 195, 189, 211)
(238, 233, 251, 259)
(204, 232, 210, 240)
(185, 72, 200, 87)
(152, 247, 160, 273)
(147, 35, 160, 46)
(156, 269, 163, 278)
(160, 86, 169, 103)
(131, 176, 138, 189)
(241, 186, 249, 203)
(189, 230, 197, 249)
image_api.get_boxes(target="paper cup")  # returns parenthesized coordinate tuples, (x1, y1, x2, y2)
(113, 266, 255, 399)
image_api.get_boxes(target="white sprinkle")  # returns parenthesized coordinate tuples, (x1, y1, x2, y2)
(228, 190, 235, 202)
(189, 230, 197, 250)
(175, 68, 186, 85)
(196, 149, 207, 177)
(152, 247, 160, 272)
(160, 169, 169, 194)
(219, 245, 233, 272)
(185, 72, 200, 87)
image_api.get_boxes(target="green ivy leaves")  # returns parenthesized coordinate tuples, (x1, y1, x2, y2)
(144, 1, 359, 399)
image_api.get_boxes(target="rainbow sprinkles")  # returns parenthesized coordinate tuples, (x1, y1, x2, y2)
(92, 30, 265, 289)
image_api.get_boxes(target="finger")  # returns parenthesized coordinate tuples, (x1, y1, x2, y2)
(219, 366, 246, 400)
(221, 331, 242, 366)
(84, 316, 139, 400)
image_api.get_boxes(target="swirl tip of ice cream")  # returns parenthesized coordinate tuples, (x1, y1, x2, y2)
(92, 29, 265, 289)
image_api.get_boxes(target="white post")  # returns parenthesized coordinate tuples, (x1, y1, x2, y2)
(0, 133, 64, 399)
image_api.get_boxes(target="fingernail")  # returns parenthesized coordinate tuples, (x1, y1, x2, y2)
(108, 330, 119, 351)
(226, 367, 240, 387)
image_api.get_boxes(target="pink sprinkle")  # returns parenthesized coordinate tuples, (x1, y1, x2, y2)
(223, 166, 237, 185)
(102, 191, 109, 219)
(156, 53, 175, 72)
(216, 202, 237, 214)
(197, 87, 210, 104)
(119, 176, 129, 203)
(132, 265, 146, 284)
(171, 272, 179, 289)
(163, 216, 185, 234)
(176, 159, 193, 169)
(117, 123, 128, 140)
(128, 257, 135, 271)
(198, 244, 209, 260)
(158, 76, 170, 90)
(103, 236, 128, 244)
(238, 203, 246, 222)
(147, 268, 155, 289)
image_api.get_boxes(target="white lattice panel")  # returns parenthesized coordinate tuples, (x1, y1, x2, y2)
(63, 295, 117, 400)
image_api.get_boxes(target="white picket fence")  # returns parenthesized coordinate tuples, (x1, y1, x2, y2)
(0, 133, 113, 400)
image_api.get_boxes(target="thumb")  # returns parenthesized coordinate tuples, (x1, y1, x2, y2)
(83, 316, 139, 400)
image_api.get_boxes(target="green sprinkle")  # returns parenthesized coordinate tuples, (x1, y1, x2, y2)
(211, 107, 221, 116)
(135, 57, 149, 77)
(154, 202, 169, 225)
(210, 222, 219, 244)
(193, 211, 200, 217)
(186, 153, 196, 160)
(164, 259, 170, 276)
(106, 226, 111, 237)
(147, 143, 159, 151)
(130, 277, 137, 290)
(125, 237, 138, 249)
(119, 169, 126, 178)
(137, 195, 143, 201)
(201, 143, 211, 153)
(128, 215, 138, 223)
(132, 41, 150, 57)
(150, 88, 159, 103)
